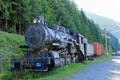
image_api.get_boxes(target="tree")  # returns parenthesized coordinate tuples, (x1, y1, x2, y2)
(0, 0, 12, 29)
(0, 0, 105, 47)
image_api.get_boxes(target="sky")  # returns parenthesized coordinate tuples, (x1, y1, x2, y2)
(73, 0, 120, 22)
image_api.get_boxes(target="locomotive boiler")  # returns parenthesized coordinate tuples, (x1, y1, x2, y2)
(11, 16, 88, 72)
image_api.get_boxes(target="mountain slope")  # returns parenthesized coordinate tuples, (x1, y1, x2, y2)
(85, 11, 120, 38)
(0, 31, 25, 79)
(0, 30, 110, 80)
(85, 11, 120, 51)
(85, 11, 120, 26)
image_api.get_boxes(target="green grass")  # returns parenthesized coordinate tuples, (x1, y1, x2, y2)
(0, 31, 112, 80)
(0, 31, 25, 80)
(33, 54, 112, 80)
(35, 63, 85, 80)
(85, 54, 112, 64)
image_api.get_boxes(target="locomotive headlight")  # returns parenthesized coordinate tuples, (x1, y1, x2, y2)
(33, 18, 37, 23)
(33, 16, 44, 24)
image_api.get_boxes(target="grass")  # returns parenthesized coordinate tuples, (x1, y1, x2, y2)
(0, 31, 25, 80)
(85, 54, 112, 64)
(0, 31, 112, 80)
(34, 54, 112, 80)
(35, 63, 86, 80)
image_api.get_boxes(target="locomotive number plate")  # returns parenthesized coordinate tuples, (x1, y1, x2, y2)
(36, 63, 41, 67)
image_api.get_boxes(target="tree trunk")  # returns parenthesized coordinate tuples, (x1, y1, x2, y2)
(14, 24, 16, 33)
(19, 23, 21, 34)
(5, 18, 8, 29)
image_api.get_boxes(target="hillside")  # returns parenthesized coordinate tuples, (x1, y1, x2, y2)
(85, 12, 118, 26)
(0, 0, 104, 44)
(0, 31, 25, 79)
(85, 11, 120, 38)
(0, 30, 111, 80)
(85, 11, 120, 51)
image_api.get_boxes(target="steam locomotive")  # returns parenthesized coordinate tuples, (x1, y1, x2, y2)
(11, 16, 96, 72)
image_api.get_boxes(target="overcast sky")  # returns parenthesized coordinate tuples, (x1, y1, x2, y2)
(74, 0, 120, 22)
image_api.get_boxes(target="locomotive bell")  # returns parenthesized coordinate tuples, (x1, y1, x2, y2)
(25, 17, 47, 49)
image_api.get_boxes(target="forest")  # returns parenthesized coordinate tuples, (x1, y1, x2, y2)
(0, 0, 104, 44)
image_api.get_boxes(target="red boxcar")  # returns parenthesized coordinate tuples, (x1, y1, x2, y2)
(89, 42, 104, 57)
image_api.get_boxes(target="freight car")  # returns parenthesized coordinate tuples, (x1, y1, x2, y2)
(11, 16, 90, 72)
(89, 42, 104, 57)
(86, 44, 94, 60)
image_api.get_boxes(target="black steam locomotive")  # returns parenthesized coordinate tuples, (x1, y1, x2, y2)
(11, 16, 93, 72)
